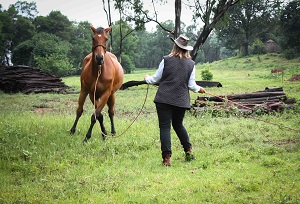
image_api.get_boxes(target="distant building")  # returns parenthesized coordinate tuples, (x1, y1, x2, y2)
(265, 39, 282, 53)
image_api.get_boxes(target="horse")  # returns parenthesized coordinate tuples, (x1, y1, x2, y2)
(70, 25, 124, 142)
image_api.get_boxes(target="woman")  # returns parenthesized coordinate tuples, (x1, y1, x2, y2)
(144, 34, 206, 166)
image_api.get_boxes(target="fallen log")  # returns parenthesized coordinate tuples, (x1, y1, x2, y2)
(120, 80, 222, 90)
(226, 91, 285, 100)
(120, 80, 148, 90)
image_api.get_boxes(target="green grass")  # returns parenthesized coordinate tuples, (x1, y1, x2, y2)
(0, 54, 300, 203)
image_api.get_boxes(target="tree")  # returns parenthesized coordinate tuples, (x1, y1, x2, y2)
(280, 0, 300, 53)
(111, 20, 139, 73)
(188, 0, 240, 60)
(0, 8, 13, 65)
(12, 0, 38, 19)
(69, 21, 91, 73)
(0, 1, 37, 65)
(217, 0, 282, 56)
(134, 21, 175, 68)
(34, 11, 73, 41)
(110, 0, 239, 61)
(12, 32, 73, 77)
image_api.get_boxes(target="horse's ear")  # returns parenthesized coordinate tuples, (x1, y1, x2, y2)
(90, 25, 96, 33)
(104, 26, 112, 34)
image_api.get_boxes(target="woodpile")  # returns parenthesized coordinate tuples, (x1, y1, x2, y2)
(192, 87, 296, 114)
(0, 65, 68, 94)
(120, 80, 222, 90)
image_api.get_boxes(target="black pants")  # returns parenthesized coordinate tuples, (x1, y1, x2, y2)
(155, 103, 192, 159)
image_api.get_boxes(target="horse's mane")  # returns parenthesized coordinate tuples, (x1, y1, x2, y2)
(96, 27, 104, 34)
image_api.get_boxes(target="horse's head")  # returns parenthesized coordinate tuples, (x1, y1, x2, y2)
(90, 25, 111, 65)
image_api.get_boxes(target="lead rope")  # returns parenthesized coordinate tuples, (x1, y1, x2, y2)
(204, 91, 300, 133)
(93, 67, 149, 138)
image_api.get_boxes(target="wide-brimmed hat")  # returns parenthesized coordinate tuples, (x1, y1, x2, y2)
(171, 34, 193, 50)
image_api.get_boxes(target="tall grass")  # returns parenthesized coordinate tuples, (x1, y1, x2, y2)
(0, 54, 299, 203)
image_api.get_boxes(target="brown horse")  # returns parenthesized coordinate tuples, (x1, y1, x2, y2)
(70, 25, 124, 142)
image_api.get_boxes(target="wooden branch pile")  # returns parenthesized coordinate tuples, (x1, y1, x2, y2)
(0, 65, 68, 94)
(120, 80, 222, 90)
(192, 87, 296, 114)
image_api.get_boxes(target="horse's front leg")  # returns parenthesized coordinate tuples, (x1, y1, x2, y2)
(83, 112, 107, 142)
(70, 90, 88, 135)
(107, 93, 116, 135)
(83, 93, 108, 142)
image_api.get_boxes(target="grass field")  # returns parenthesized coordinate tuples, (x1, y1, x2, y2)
(0, 53, 299, 203)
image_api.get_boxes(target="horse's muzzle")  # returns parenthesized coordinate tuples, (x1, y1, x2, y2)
(95, 54, 104, 65)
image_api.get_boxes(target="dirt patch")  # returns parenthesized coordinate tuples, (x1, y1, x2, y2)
(65, 101, 77, 106)
(264, 139, 299, 148)
(287, 75, 300, 82)
(35, 107, 54, 115)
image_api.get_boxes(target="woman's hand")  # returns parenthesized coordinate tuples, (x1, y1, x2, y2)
(144, 74, 149, 80)
(199, 87, 206, 93)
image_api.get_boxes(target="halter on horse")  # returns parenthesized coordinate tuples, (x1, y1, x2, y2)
(70, 25, 124, 142)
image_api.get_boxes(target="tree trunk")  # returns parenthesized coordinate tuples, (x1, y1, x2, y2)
(174, 0, 181, 38)
(190, 0, 240, 60)
(191, 26, 212, 61)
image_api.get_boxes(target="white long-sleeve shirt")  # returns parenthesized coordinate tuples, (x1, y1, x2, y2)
(145, 59, 202, 93)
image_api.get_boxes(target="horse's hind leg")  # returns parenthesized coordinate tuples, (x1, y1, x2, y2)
(107, 93, 116, 135)
(70, 90, 88, 134)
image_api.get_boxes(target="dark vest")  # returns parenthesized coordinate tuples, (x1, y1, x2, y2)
(154, 55, 195, 108)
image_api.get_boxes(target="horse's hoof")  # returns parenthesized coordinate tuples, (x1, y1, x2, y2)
(70, 128, 76, 135)
(83, 137, 88, 143)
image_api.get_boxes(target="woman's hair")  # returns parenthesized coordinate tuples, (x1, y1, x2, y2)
(169, 44, 191, 59)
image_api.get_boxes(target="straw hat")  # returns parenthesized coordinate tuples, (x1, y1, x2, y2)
(171, 34, 193, 50)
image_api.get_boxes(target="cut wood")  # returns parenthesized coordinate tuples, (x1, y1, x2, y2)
(192, 87, 296, 114)
(0, 65, 68, 94)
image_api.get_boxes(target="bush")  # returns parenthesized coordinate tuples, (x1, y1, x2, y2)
(35, 53, 74, 77)
(283, 48, 298, 60)
(201, 68, 213, 80)
(250, 39, 266, 55)
(121, 54, 135, 74)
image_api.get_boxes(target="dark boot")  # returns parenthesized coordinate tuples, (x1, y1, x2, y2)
(185, 147, 196, 162)
(162, 153, 171, 166)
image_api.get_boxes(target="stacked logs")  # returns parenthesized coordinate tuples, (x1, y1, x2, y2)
(0, 65, 68, 94)
(192, 87, 296, 114)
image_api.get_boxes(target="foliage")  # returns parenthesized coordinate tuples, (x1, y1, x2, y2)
(35, 53, 74, 77)
(250, 39, 267, 55)
(0, 2, 37, 65)
(0, 54, 300, 203)
(217, 0, 282, 56)
(280, 0, 300, 54)
(68, 21, 92, 73)
(282, 48, 298, 60)
(111, 20, 139, 72)
(33, 11, 73, 41)
(121, 53, 135, 74)
(0, 0, 298, 77)
(12, 32, 74, 77)
(201, 68, 213, 81)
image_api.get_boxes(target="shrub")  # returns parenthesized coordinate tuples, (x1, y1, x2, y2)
(250, 39, 266, 55)
(283, 48, 298, 60)
(121, 54, 135, 74)
(201, 68, 213, 80)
